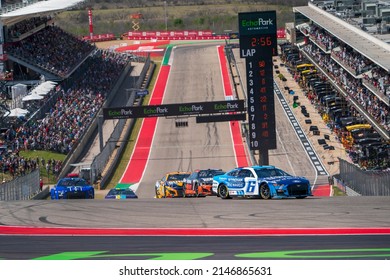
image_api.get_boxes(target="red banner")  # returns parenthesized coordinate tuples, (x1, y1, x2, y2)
(82, 33, 115, 42)
(124, 35, 228, 41)
(277, 28, 286, 39)
(82, 30, 228, 42)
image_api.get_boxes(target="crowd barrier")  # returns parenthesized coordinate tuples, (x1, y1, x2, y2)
(337, 158, 390, 196)
(0, 170, 40, 201)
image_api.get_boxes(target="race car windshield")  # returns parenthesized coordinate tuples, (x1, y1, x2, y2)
(167, 174, 189, 181)
(198, 170, 222, 178)
(108, 189, 135, 195)
(59, 179, 88, 186)
(254, 168, 290, 178)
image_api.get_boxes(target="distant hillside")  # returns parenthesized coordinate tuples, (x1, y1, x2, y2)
(56, 0, 308, 37)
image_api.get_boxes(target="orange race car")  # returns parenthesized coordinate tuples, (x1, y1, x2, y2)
(154, 171, 191, 198)
(182, 169, 225, 197)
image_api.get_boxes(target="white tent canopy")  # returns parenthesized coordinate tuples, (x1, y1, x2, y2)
(45, 81, 58, 85)
(22, 94, 44, 101)
(40, 82, 56, 89)
(4, 108, 29, 117)
(29, 81, 57, 96)
(36, 82, 56, 95)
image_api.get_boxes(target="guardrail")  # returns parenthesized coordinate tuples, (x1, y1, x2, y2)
(337, 158, 390, 196)
(0, 170, 40, 200)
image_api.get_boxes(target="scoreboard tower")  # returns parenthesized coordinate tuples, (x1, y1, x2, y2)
(239, 11, 278, 165)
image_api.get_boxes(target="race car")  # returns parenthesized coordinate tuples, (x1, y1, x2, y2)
(105, 187, 138, 199)
(51, 177, 95, 199)
(155, 171, 191, 198)
(182, 169, 225, 197)
(212, 165, 312, 199)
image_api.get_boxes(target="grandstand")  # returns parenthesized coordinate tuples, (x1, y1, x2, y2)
(281, 0, 390, 193)
(285, 0, 390, 172)
(0, 0, 135, 194)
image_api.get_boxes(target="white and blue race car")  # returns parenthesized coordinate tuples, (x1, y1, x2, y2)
(212, 166, 312, 199)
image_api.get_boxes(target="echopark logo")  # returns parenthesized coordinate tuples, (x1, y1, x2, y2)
(241, 18, 274, 28)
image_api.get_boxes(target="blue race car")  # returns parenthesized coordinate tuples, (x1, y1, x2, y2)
(105, 187, 138, 199)
(51, 177, 95, 199)
(212, 165, 312, 199)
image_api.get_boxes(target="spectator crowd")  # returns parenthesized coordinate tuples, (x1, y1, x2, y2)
(309, 25, 390, 102)
(281, 23, 390, 170)
(7, 15, 52, 39)
(6, 25, 96, 77)
(1, 23, 131, 181)
(303, 42, 389, 132)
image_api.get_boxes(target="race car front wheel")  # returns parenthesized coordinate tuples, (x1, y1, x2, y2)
(155, 187, 160, 198)
(218, 185, 230, 199)
(260, 184, 271, 199)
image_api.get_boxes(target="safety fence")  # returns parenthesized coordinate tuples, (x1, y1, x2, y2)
(0, 170, 40, 200)
(336, 158, 390, 196)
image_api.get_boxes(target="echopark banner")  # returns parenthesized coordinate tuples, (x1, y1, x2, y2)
(103, 100, 245, 119)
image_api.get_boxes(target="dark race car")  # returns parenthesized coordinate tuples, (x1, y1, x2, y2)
(212, 165, 312, 199)
(105, 187, 138, 199)
(182, 169, 225, 197)
(50, 177, 95, 199)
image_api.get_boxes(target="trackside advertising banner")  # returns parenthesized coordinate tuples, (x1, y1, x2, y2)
(103, 100, 245, 119)
(122, 30, 229, 40)
(125, 30, 213, 37)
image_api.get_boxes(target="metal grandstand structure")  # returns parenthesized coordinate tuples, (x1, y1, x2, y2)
(0, 0, 86, 75)
(0, 0, 86, 120)
(0, 0, 85, 18)
(294, 1, 390, 140)
(292, 1, 390, 193)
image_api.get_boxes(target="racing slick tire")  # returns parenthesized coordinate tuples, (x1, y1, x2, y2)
(194, 182, 199, 197)
(182, 188, 186, 198)
(163, 186, 167, 198)
(260, 184, 271, 199)
(218, 184, 230, 199)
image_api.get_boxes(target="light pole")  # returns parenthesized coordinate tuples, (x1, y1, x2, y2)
(164, 1, 167, 31)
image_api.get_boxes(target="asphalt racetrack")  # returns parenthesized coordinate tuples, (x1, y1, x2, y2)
(135, 43, 241, 198)
(1, 42, 390, 260)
